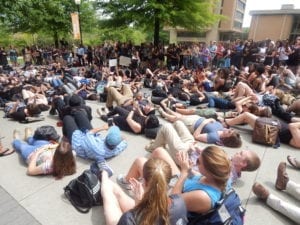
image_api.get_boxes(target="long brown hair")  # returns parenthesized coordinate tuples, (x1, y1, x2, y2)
(52, 140, 76, 179)
(201, 146, 231, 191)
(134, 158, 172, 225)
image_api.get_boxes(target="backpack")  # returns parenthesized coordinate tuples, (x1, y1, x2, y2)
(188, 189, 245, 225)
(64, 169, 102, 213)
(252, 117, 281, 148)
(33, 125, 60, 141)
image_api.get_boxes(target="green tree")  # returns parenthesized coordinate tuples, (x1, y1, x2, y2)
(95, 0, 221, 46)
(0, 0, 98, 47)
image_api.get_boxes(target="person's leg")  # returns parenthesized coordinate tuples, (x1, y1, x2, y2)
(286, 180, 300, 201)
(52, 97, 65, 119)
(62, 115, 78, 142)
(124, 157, 148, 181)
(158, 107, 178, 122)
(108, 106, 129, 118)
(147, 122, 190, 160)
(21, 89, 33, 100)
(151, 147, 180, 176)
(266, 193, 300, 223)
(67, 83, 78, 93)
(234, 82, 253, 99)
(175, 108, 196, 115)
(106, 86, 123, 108)
(62, 85, 73, 95)
(120, 84, 133, 99)
(27, 137, 50, 146)
(225, 112, 257, 128)
(179, 114, 202, 133)
(72, 110, 93, 131)
(173, 120, 194, 144)
(101, 172, 135, 225)
(12, 139, 37, 161)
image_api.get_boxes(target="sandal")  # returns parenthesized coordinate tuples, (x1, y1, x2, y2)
(287, 156, 300, 169)
(0, 148, 15, 157)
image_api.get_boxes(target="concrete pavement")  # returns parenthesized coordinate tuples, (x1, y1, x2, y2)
(0, 98, 299, 225)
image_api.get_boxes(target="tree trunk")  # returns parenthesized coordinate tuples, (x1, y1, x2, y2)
(54, 31, 59, 48)
(154, 16, 160, 47)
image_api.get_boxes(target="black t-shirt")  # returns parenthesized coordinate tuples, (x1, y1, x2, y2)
(117, 194, 187, 225)
(10, 106, 26, 121)
(113, 113, 146, 134)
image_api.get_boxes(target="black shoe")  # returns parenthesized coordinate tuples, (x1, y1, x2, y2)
(49, 107, 57, 115)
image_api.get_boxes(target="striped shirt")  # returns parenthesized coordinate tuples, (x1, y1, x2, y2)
(71, 130, 128, 162)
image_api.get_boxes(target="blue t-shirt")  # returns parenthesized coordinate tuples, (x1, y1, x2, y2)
(194, 119, 224, 144)
(183, 175, 222, 208)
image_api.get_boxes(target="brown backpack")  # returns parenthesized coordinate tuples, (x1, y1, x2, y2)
(252, 117, 281, 148)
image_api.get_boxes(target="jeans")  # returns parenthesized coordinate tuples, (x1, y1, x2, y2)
(12, 138, 50, 161)
(267, 180, 300, 224)
(208, 96, 235, 109)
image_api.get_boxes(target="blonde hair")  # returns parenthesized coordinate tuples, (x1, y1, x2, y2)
(201, 146, 231, 191)
(134, 158, 172, 225)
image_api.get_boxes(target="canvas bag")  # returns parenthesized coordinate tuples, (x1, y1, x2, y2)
(64, 169, 102, 213)
(252, 117, 281, 147)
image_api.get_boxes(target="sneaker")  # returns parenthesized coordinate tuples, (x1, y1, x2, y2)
(24, 127, 33, 141)
(116, 174, 131, 190)
(97, 161, 114, 177)
(275, 162, 289, 190)
(90, 161, 114, 179)
(96, 108, 102, 117)
(252, 182, 270, 201)
(102, 107, 109, 115)
(49, 107, 57, 115)
(145, 140, 155, 153)
(287, 155, 300, 169)
(13, 129, 21, 140)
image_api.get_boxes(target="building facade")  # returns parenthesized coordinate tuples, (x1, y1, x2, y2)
(167, 0, 247, 43)
(248, 4, 300, 41)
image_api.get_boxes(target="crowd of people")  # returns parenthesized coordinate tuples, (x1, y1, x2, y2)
(0, 36, 300, 224)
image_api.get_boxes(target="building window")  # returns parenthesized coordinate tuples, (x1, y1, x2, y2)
(235, 11, 244, 21)
(237, 0, 245, 11)
(233, 21, 242, 29)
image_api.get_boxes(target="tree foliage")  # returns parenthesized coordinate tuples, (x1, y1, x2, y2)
(95, 0, 221, 45)
(0, 0, 98, 46)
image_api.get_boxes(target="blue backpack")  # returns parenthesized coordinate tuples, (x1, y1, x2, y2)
(188, 189, 245, 225)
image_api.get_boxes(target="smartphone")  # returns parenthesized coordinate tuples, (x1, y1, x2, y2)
(107, 118, 114, 127)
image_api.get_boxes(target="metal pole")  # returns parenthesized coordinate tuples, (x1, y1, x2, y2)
(77, 4, 83, 45)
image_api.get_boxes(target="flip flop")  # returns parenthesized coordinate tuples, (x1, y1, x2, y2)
(0, 148, 15, 157)
(287, 156, 300, 169)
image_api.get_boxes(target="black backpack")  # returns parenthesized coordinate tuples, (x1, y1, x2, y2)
(64, 170, 102, 213)
(188, 189, 245, 225)
(33, 125, 60, 141)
